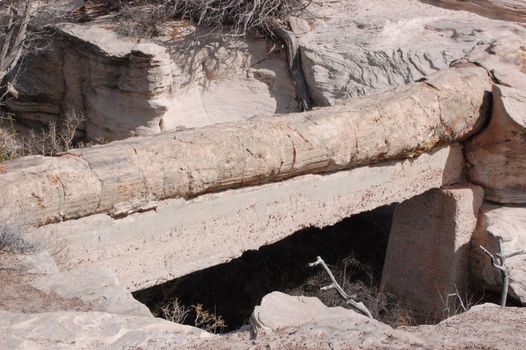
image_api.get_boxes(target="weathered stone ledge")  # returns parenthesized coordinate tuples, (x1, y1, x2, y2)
(29, 144, 463, 290)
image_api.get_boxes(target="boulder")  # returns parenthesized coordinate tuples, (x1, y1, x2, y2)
(249, 292, 423, 348)
(471, 204, 526, 303)
(382, 184, 484, 317)
(406, 303, 526, 349)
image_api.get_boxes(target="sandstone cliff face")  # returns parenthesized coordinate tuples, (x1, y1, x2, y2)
(8, 22, 298, 140)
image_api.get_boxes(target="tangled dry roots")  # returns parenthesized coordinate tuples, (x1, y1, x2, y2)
(165, 0, 312, 35)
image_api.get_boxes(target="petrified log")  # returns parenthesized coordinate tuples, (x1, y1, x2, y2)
(0, 65, 491, 226)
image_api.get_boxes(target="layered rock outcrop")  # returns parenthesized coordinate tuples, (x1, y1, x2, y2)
(8, 22, 298, 140)
(0, 64, 491, 290)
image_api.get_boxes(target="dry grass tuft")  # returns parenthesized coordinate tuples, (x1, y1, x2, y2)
(159, 298, 227, 333)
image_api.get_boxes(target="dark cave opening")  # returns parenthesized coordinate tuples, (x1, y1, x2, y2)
(133, 204, 397, 332)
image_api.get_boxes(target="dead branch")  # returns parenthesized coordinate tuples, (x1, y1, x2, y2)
(0, 0, 32, 84)
(308, 256, 373, 318)
(480, 238, 526, 307)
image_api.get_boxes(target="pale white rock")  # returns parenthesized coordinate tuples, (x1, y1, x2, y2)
(299, 0, 525, 105)
(0, 310, 211, 350)
(382, 184, 484, 316)
(10, 251, 59, 275)
(250, 291, 370, 332)
(31, 267, 152, 316)
(249, 292, 423, 348)
(405, 304, 526, 349)
(471, 204, 526, 303)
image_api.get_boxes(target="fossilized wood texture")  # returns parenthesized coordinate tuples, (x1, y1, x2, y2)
(471, 204, 526, 303)
(0, 65, 491, 227)
(0, 65, 490, 227)
(465, 85, 526, 204)
(28, 145, 464, 290)
(420, 0, 526, 23)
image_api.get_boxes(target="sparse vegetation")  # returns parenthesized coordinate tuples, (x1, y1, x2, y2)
(0, 111, 86, 161)
(160, 298, 227, 333)
(117, 0, 312, 38)
(298, 254, 416, 327)
(161, 298, 191, 323)
(117, 3, 172, 38)
(24, 111, 86, 156)
(439, 286, 484, 321)
(0, 114, 24, 161)
(192, 303, 227, 333)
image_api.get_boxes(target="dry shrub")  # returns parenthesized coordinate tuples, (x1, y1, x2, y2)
(167, 0, 311, 34)
(0, 111, 86, 160)
(161, 298, 191, 323)
(24, 111, 85, 156)
(117, 0, 312, 38)
(192, 303, 227, 333)
(116, 3, 171, 38)
(0, 117, 25, 161)
(436, 287, 484, 322)
(159, 299, 227, 333)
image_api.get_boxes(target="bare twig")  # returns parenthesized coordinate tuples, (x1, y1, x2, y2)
(308, 256, 373, 318)
(480, 238, 526, 307)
